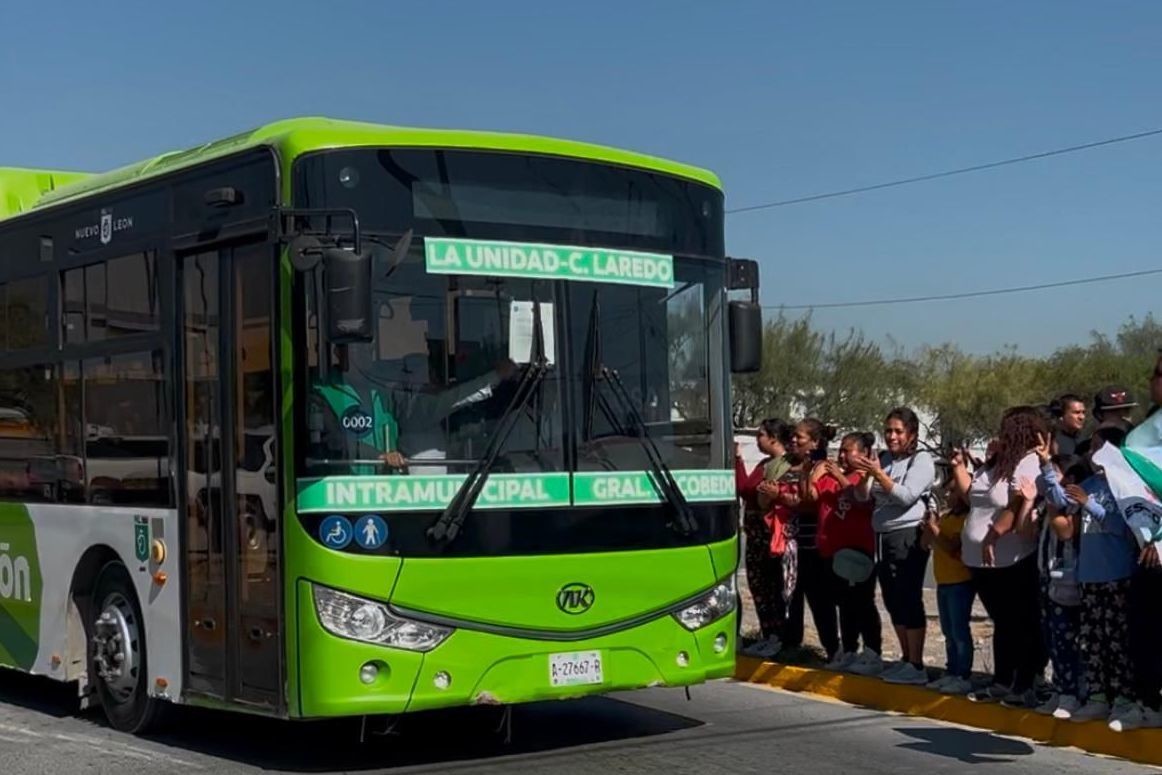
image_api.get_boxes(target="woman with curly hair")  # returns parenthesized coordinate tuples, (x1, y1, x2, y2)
(950, 406, 1046, 706)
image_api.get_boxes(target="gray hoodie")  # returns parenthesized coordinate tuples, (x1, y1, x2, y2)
(869, 450, 936, 533)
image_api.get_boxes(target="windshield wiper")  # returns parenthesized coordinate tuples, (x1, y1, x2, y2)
(427, 302, 550, 545)
(579, 292, 698, 536)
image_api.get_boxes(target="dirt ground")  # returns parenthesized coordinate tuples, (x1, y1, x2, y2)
(736, 567, 999, 679)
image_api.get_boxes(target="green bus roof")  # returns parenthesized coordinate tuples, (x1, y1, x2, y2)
(0, 167, 93, 221)
(1, 117, 722, 222)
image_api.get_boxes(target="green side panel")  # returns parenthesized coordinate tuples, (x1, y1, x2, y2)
(706, 536, 740, 581)
(390, 547, 717, 630)
(0, 503, 43, 670)
(33, 117, 721, 214)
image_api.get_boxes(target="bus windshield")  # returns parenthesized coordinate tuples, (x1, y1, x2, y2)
(295, 147, 729, 493)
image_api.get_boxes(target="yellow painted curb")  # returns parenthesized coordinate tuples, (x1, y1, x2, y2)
(735, 656, 1162, 767)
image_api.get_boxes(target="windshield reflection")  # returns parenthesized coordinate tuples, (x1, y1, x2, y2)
(303, 242, 562, 477)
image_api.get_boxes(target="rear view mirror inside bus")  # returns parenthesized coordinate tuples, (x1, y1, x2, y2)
(728, 300, 762, 373)
(324, 247, 374, 343)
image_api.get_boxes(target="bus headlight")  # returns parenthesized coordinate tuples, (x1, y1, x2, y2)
(672, 577, 737, 631)
(312, 584, 453, 651)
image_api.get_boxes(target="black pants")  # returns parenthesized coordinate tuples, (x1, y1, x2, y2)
(972, 554, 1042, 692)
(829, 563, 882, 655)
(1081, 579, 1134, 701)
(743, 512, 783, 640)
(876, 526, 929, 629)
(1131, 568, 1162, 709)
(782, 547, 839, 657)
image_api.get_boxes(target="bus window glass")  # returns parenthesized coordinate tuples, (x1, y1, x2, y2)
(84, 350, 170, 506)
(63, 268, 85, 345)
(303, 243, 564, 478)
(8, 276, 48, 350)
(570, 257, 720, 471)
(86, 263, 106, 341)
(106, 252, 159, 336)
(0, 364, 57, 501)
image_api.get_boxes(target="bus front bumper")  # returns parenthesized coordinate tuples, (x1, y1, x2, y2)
(295, 580, 736, 718)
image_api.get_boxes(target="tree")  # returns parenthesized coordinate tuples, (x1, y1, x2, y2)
(730, 313, 1162, 441)
(731, 315, 903, 433)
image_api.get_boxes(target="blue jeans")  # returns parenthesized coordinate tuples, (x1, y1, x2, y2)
(937, 581, 975, 678)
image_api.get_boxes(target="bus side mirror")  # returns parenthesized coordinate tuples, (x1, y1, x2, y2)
(324, 248, 374, 343)
(728, 300, 762, 374)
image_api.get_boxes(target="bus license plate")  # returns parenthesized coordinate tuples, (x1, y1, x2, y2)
(549, 651, 603, 687)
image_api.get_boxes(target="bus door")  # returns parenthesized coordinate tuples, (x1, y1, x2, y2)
(179, 241, 281, 708)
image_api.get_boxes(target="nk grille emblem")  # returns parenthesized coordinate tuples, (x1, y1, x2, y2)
(556, 582, 595, 615)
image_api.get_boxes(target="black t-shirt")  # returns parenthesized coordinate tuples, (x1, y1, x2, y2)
(1055, 429, 1082, 457)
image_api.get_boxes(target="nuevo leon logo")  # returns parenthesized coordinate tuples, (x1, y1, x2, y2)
(75, 208, 134, 245)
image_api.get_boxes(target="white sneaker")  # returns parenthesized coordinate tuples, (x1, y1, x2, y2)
(1069, 698, 1111, 723)
(1109, 702, 1162, 732)
(884, 663, 928, 686)
(1052, 695, 1082, 720)
(940, 676, 973, 696)
(846, 649, 884, 676)
(826, 651, 856, 672)
(1034, 693, 1060, 715)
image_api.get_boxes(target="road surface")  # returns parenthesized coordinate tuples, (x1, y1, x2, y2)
(0, 670, 1150, 773)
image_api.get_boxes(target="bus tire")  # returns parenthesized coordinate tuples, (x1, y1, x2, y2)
(87, 561, 168, 734)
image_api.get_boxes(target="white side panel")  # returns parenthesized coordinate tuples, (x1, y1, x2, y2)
(18, 505, 183, 701)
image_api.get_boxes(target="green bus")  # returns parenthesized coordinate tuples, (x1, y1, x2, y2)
(0, 117, 762, 733)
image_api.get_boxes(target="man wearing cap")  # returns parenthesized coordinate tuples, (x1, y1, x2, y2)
(1077, 386, 1139, 458)
(1095, 385, 1138, 425)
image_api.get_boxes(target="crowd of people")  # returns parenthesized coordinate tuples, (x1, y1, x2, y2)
(734, 352, 1162, 733)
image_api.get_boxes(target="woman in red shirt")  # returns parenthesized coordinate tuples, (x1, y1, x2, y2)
(736, 419, 792, 658)
(805, 432, 882, 673)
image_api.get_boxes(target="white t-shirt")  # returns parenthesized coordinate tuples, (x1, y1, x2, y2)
(962, 453, 1041, 569)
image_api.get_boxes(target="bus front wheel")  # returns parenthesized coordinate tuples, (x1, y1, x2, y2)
(88, 561, 168, 734)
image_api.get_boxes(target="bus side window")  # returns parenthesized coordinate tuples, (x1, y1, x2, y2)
(83, 351, 172, 507)
(0, 364, 57, 503)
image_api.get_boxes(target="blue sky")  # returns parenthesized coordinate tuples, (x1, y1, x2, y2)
(3, 1, 1160, 354)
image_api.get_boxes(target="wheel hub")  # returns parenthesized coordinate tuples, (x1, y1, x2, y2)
(92, 593, 140, 701)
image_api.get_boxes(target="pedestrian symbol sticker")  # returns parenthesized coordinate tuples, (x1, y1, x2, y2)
(319, 515, 353, 549)
(354, 515, 388, 550)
